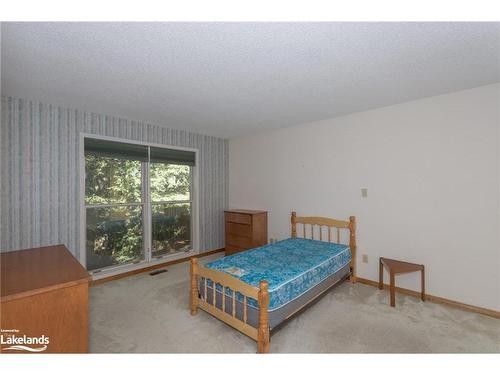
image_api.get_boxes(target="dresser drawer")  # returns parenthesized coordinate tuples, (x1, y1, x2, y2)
(226, 234, 253, 248)
(225, 212, 251, 225)
(225, 222, 252, 238)
(225, 244, 246, 256)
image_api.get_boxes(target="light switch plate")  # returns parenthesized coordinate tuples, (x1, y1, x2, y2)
(361, 188, 368, 198)
(362, 254, 368, 263)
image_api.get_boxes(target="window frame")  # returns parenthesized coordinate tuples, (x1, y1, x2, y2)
(79, 133, 199, 277)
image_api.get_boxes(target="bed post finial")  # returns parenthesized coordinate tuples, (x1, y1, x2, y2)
(190, 258, 199, 315)
(291, 211, 297, 238)
(349, 216, 357, 283)
(257, 280, 270, 353)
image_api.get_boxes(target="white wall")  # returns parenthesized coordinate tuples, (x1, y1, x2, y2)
(229, 83, 500, 311)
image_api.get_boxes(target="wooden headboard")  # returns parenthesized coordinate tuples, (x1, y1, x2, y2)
(290, 211, 357, 282)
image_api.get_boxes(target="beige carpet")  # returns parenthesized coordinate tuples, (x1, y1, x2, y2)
(89, 255, 500, 353)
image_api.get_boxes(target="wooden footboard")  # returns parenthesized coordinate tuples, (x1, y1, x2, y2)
(190, 258, 270, 353)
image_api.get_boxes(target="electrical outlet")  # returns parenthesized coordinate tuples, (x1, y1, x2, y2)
(362, 254, 368, 263)
(361, 188, 368, 198)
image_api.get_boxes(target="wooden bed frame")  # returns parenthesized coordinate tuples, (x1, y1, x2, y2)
(190, 211, 356, 353)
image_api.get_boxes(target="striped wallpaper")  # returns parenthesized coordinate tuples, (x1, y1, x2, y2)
(0, 96, 229, 258)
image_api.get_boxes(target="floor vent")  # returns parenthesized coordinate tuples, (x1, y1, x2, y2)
(149, 269, 168, 276)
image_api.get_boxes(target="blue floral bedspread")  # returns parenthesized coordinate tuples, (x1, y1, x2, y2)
(203, 238, 351, 311)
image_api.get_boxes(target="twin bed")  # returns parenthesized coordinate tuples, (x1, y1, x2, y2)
(190, 212, 357, 353)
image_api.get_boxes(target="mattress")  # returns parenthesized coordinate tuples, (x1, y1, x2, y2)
(202, 238, 351, 312)
(201, 263, 350, 329)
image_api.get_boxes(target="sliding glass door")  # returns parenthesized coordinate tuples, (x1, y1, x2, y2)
(150, 162, 192, 258)
(84, 137, 196, 273)
(85, 153, 145, 271)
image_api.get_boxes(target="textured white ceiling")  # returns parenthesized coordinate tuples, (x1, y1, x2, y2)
(2, 22, 499, 138)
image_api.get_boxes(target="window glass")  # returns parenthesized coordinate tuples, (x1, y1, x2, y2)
(151, 202, 191, 258)
(84, 139, 194, 272)
(150, 163, 190, 202)
(85, 155, 142, 205)
(86, 205, 144, 271)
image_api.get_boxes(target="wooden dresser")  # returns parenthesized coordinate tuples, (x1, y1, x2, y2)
(0, 245, 90, 353)
(224, 209, 268, 255)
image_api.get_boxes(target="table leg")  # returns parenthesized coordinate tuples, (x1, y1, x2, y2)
(389, 272, 395, 307)
(421, 266, 425, 301)
(379, 258, 383, 290)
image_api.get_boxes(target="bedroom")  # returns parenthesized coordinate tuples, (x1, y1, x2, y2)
(0, 1, 499, 373)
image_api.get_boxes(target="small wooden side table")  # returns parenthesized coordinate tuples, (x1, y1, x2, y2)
(379, 257, 425, 307)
